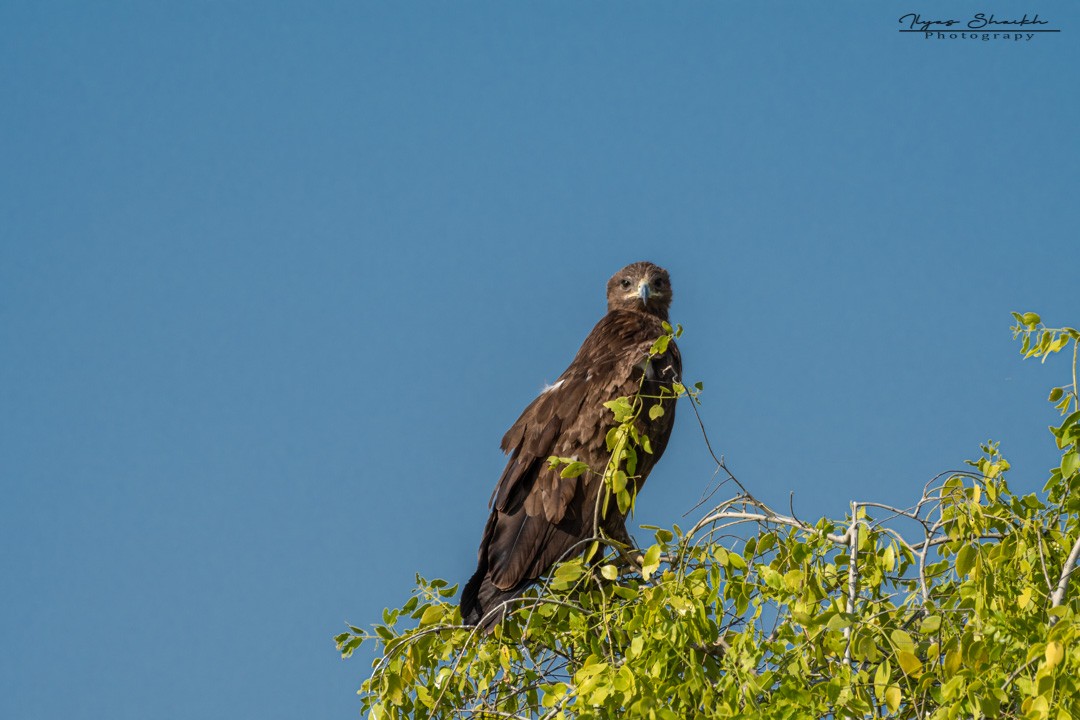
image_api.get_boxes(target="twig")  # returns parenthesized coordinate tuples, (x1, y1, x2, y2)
(843, 502, 859, 667)
(679, 376, 753, 499)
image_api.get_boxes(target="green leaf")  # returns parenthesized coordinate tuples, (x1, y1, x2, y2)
(641, 545, 662, 579)
(897, 651, 922, 676)
(956, 544, 976, 576)
(1045, 641, 1064, 669)
(890, 629, 916, 655)
(1061, 450, 1079, 477)
(882, 545, 895, 572)
(553, 560, 585, 584)
(418, 604, 444, 626)
(600, 564, 618, 581)
(874, 660, 890, 698)
(944, 649, 961, 675)
(605, 426, 622, 452)
(885, 685, 901, 713)
(648, 403, 665, 420)
(560, 461, 590, 478)
(826, 613, 851, 632)
(603, 397, 635, 422)
(1022, 312, 1042, 327)
(919, 615, 941, 634)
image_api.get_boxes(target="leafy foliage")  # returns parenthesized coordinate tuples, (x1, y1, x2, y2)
(339, 315, 1080, 719)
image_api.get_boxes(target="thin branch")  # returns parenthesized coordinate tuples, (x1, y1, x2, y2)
(679, 376, 753, 499)
(455, 708, 532, 720)
(1035, 530, 1055, 594)
(1049, 532, 1080, 614)
(843, 503, 859, 667)
(693, 507, 849, 546)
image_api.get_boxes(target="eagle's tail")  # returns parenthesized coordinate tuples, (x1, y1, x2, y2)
(461, 568, 529, 632)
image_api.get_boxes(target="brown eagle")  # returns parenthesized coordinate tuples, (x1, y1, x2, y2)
(461, 261, 682, 629)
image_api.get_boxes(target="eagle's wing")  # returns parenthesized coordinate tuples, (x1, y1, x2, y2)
(481, 310, 679, 590)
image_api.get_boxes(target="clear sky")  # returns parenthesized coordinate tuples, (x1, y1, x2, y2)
(2, 2, 1077, 718)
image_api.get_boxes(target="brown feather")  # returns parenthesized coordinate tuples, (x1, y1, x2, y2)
(462, 262, 681, 629)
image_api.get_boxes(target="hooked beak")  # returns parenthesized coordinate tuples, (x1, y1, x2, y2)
(638, 280, 651, 305)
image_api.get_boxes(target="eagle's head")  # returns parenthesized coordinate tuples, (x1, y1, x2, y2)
(606, 261, 673, 321)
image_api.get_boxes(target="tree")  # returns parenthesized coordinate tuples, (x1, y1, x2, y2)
(337, 313, 1080, 720)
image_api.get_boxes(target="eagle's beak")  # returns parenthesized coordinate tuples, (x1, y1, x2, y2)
(638, 281, 652, 305)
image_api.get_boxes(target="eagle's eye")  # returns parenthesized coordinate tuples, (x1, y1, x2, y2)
(653, 278, 668, 288)
(620, 278, 632, 289)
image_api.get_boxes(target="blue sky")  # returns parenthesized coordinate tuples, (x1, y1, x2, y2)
(2, 2, 1077, 718)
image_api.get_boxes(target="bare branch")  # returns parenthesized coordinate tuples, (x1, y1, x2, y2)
(1049, 532, 1080, 614)
(843, 503, 859, 667)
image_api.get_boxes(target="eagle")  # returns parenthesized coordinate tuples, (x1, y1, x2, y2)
(461, 261, 682, 629)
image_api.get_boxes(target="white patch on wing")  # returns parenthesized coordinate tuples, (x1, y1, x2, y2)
(541, 379, 565, 394)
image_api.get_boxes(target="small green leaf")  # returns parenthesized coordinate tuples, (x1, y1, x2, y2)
(606, 426, 622, 452)
(1061, 450, 1079, 477)
(882, 545, 895, 572)
(600, 564, 619, 580)
(874, 660, 890, 697)
(418, 604, 444, 626)
(897, 651, 922, 676)
(641, 545, 662, 579)
(648, 404, 665, 420)
(553, 560, 585, 584)
(1022, 312, 1042, 327)
(956, 544, 976, 576)
(603, 397, 635, 422)
(826, 613, 851, 632)
(560, 461, 590, 478)
(890, 629, 916, 655)
(885, 685, 901, 713)
(944, 649, 961, 675)
(1046, 641, 1064, 668)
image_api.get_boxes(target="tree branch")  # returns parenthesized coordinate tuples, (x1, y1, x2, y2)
(1049, 531, 1080, 615)
(843, 502, 859, 667)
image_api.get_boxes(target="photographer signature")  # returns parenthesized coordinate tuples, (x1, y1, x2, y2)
(899, 13, 1048, 32)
